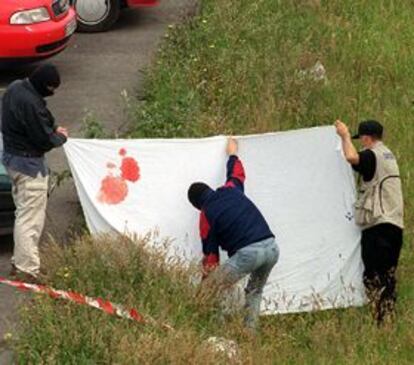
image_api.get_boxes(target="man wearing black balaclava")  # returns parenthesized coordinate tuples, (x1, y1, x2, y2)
(1, 63, 69, 282)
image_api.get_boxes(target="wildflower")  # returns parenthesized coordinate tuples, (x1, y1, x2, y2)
(3, 333, 13, 341)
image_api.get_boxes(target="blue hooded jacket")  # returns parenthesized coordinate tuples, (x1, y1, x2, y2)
(198, 155, 274, 268)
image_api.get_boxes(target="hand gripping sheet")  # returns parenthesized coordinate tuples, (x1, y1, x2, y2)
(64, 126, 366, 314)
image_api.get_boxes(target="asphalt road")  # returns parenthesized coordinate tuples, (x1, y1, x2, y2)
(0, 1, 197, 362)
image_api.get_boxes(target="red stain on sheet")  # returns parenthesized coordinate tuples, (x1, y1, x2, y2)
(121, 157, 140, 182)
(98, 176, 128, 204)
(97, 148, 140, 205)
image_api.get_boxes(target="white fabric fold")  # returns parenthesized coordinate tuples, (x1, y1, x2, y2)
(64, 126, 366, 313)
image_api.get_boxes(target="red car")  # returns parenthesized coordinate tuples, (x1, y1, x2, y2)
(0, 0, 77, 62)
(72, 0, 159, 32)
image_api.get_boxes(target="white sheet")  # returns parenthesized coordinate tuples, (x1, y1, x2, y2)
(64, 126, 366, 314)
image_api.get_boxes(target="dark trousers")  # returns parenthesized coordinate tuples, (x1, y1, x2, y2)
(361, 223, 403, 323)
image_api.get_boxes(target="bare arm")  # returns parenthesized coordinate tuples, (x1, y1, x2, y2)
(335, 120, 360, 165)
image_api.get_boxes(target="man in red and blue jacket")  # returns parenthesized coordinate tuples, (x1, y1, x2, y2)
(188, 138, 279, 330)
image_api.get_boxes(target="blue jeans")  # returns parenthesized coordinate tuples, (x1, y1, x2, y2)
(212, 237, 279, 330)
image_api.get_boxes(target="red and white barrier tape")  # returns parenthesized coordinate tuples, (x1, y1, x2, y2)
(0, 276, 144, 324)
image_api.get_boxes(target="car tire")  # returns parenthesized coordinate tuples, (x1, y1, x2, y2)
(73, 0, 121, 32)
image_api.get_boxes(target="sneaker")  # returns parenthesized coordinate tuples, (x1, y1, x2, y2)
(9, 264, 17, 277)
(9, 267, 41, 285)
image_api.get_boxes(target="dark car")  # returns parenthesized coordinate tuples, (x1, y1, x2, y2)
(0, 162, 15, 236)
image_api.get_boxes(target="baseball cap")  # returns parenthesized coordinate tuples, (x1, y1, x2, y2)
(352, 120, 383, 139)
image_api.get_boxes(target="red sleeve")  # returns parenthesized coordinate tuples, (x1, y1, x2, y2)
(224, 155, 245, 191)
(200, 211, 219, 271)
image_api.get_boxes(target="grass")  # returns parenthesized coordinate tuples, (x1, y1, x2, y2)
(11, 235, 414, 364)
(11, 0, 414, 363)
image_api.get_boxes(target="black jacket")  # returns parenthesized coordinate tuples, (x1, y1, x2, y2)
(1, 79, 66, 157)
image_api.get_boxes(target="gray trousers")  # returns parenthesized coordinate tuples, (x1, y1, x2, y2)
(207, 237, 279, 330)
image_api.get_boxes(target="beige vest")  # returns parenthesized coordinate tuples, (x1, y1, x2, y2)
(354, 142, 404, 229)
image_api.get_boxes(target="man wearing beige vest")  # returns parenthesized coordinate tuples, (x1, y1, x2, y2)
(335, 119, 404, 324)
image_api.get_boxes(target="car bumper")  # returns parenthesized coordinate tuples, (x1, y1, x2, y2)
(126, 0, 159, 7)
(0, 7, 77, 60)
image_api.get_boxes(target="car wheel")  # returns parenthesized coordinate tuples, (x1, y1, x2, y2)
(74, 0, 121, 32)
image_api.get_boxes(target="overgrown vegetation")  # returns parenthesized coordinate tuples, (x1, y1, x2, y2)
(13, 235, 414, 364)
(13, 0, 414, 363)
